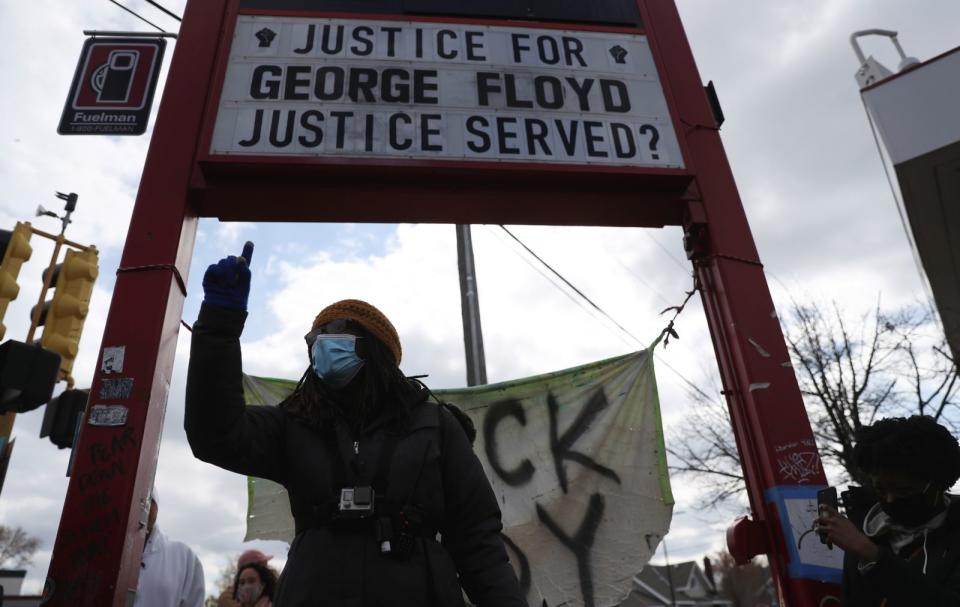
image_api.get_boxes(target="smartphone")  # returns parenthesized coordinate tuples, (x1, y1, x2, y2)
(817, 487, 838, 548)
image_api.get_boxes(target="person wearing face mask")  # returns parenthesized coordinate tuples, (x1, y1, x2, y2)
(816, 415, 960, 606)
(185, 244, 526, 607)
(218, 550, 277, 607)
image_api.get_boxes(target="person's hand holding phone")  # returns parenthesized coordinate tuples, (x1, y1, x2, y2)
(816, 497, 881, 563)
(817, 487, 838, 548)
(203, 241, 255, 311)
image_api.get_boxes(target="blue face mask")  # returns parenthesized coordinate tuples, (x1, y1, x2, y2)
(311, 335, 365, 389)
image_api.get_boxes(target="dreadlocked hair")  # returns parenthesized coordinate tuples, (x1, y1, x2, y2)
(853, 415, 960, 491)
(279, 324, 415, 432)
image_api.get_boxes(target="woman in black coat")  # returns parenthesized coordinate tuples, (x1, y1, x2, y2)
(185, 245, 526, 607)
(817, 416, 960, 606)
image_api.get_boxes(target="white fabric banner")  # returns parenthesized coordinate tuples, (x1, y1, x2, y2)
(242, 349, 673, 607)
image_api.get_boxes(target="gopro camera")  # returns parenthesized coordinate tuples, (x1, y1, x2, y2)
(338, 486, 375, 518)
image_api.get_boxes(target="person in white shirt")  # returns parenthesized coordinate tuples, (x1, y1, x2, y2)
(135, 487, 206, 607)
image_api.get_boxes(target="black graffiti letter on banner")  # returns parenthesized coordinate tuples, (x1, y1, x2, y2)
(536, 493, 605, 607)
(484, 399, 535, 486)
(548, 389, 621, 493)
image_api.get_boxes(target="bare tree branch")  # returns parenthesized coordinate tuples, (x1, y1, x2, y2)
(668, 297, 959, 506)
(0, 525, 40, 569)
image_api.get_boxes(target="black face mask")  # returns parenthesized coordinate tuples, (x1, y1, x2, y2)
(879, 484, 942, 527)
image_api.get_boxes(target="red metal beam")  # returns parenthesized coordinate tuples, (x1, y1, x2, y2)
(41, 0, 227, 604)
(638, 1, 839, 604)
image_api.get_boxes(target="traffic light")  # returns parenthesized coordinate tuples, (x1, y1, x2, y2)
(33, 248, 98, 381)
(40, 389, 88, 449)
(0, 339, 61, 414)
(0, 222, 33, 341)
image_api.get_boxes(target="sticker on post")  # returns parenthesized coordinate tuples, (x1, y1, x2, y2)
(766, 485, 844, 582)
(88, 405, 129, 427)
(99, 377, 134, 400)
(102, 346, 126, 373)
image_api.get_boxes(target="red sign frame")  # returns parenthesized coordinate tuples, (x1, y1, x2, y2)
(192, 7, 695, 226)
(42, 1, 839, 605)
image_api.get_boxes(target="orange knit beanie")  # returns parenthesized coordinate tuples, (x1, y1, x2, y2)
(312, 299, 402, 365)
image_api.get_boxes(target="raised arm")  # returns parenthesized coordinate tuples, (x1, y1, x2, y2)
(184, 244, 287, 485)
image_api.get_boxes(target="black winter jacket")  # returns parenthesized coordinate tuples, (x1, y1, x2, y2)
(185, 304, 526, 607)
(842, 495, 960, 606)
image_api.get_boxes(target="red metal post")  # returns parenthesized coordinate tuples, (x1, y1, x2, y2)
(42, 0, 227, 604)
(640, 1, 840, 605)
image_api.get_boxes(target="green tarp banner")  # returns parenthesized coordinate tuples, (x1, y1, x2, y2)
(242, 348, 673, 607)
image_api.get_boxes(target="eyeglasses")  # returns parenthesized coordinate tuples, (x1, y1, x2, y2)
(304, 319, 363, 347)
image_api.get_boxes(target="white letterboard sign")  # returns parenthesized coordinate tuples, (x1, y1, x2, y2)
(211, 16, 684, 169)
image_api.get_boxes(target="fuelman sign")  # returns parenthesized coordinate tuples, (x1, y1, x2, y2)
(211, 17, 683, 168)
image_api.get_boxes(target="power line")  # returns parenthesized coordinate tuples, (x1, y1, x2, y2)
(144, 0, 182, 21)
(645, 231, 689, 273)
(106, 0, 166, 32)
(499, 225, 645, 344)
(485, 227, 637, 350)
(493, 226, 715, 403)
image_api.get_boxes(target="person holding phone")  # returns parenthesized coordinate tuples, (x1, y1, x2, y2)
(816, 415, 960, 606)
(184, 243, 526, 607)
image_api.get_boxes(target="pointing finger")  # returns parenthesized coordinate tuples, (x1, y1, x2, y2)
(240, 241, 255, 265)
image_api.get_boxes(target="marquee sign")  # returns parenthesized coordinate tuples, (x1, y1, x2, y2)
(210, 17, 683, 168)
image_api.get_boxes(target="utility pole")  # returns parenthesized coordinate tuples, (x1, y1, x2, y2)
(456, 224, 487, 387)
(663, 539, 678, 607)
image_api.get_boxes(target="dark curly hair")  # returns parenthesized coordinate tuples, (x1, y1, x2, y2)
(853, 416, 960, 491)
(233, 561, 279, 601)
(279, 322, 415, 433)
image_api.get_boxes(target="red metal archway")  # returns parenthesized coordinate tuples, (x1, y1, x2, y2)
(43, 1, 840, 604)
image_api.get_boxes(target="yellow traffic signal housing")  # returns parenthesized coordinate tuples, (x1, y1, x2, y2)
(39, 248, 98, 379)
(0, 222, 34, 341)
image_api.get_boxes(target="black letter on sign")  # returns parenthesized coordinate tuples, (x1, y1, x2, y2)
(268, 110, 295, 147)
(351, 25, 374, 56)
(330, 111, 352, 149)
(483, 398, 535, 486)
(500, 533, 532, 598)
(364, 113, 375, 152)
(610, 123, 636, 158)
(413, 70, 439, 104)
(437, 30, 458, 59)
(536, 493, 605, 607)
(389, 113, 412, 150)
(548, 390, 621, 493)
(465, 116, 491, 153)
(293, 23, 317, 55)
(238, 109, 263, 147)
(476, 72, 501, 107)
(250, 65, 282, 100)
(421, 114, 442, 152)
(294, 24, 314, 54)
(600, 80, 631, 113)
(314, 67, 344, 101)
(284, 65, 311, 100)
(320, 25, 344, 54)
(298, 110, 323, 148)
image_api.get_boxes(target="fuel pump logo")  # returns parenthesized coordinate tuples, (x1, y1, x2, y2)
(59, 37, 165, 135)
(90, 50, 140, 103)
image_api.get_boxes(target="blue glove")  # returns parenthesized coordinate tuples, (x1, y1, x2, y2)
(202, 242, 254, 311)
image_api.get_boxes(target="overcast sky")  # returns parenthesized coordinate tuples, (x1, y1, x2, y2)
(1, 0, 958, 598)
